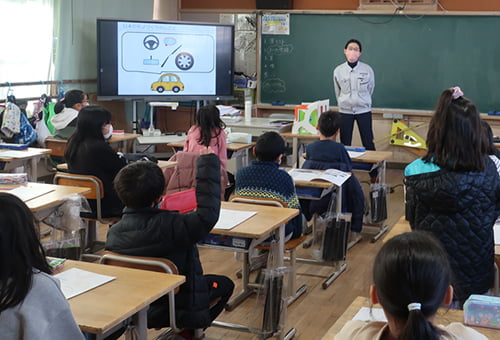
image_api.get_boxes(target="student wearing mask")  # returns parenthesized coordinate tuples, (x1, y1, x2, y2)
(51, 89, 89, 139)
(65, 105, 126, 218)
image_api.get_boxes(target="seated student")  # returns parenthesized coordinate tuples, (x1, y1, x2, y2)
(481, 120, 500, 175)
(234, 131, 303, 241)
(305, 110, 352, 166)
(105, 153, 234, 338)
(301, 110, 364, 232)
(0, 193, 84, 340)
(51, 89, 88, 139)
(335, 231, 487, 340)
(65, 105, 127, 218)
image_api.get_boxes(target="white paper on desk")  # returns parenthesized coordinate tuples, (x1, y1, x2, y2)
(213, 209, 257, 230)
(347, 151, 366, 159)
(353, 307, 387, 322)
(9, 186, 54, 202)
(54, 268, 116, 299)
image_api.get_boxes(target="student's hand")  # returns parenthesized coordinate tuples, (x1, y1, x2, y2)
(199, 146, 214, 155)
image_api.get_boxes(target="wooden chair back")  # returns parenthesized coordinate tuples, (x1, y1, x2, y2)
(100, 251, 181, 332)
(45, 137, 67, 157)
(53, 172, 104, 200)
(229, 195, 285, 208)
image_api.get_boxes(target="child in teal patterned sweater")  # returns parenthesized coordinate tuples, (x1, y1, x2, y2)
(234, 131, 303, 240)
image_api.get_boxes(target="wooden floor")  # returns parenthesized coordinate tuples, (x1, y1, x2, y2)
(109, 168, 406, 339)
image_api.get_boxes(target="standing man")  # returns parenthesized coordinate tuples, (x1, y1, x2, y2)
(333, 39, 375, 150)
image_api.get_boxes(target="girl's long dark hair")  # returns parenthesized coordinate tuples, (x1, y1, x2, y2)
(54, 89, 85, 114)
(65, 105, 112, 163)
(195, 105, 226, 147)
(481, 120, 500, 158)
(0, 193, 51, 312)
(423, 88, 487, 171)
(373, 231, 451, 340)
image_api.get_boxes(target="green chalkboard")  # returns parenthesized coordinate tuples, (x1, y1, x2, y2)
(259, 13, 500, 112)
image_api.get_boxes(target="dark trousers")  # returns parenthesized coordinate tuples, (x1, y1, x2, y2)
(205, 274, 234, 322)
(340, 112, 375, 150)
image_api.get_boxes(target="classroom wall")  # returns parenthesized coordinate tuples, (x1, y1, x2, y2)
(180, 0, 500, 11)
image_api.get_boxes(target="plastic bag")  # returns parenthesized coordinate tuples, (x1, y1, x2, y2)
(42, 194, 90, 232)
(14, 112, 37, 145)
(35, 110, 51, 147)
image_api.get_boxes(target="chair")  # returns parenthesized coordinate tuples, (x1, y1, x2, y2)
(494, 257, 500, 296)
(45, 136, 67, 157)
(53, 172, 121, 256)
(229, 195, 307, 305)
(100, 251, 181, 337)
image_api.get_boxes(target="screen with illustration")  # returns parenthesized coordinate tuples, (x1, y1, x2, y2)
(97, 18, 234, 101)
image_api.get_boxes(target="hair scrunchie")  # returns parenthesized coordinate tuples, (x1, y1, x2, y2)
(407, 302, 421, 311)
(451, 86, 464, 100)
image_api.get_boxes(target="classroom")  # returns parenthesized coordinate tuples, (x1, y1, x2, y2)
(1, 1, 500, 339)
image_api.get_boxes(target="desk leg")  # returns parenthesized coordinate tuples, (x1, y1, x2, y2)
(28, 157, 38, 182)
(292, 137, 299, 168)
(233, 150, 244, 172)
(226, 251, 253, 311)
(127, 308, 148, 340)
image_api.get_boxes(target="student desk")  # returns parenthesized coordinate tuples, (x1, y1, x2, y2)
(280, 131, 392, 174)
(167, 140, 255, 171)
(134, 134, 186, 155)
(222, 117, 293, 137)
(202, 201, 299, 340)
(0, 182, 90, 219)
(0, 147, 51, 181)
(108, 133, 141, 152)
(206, 201, 299, 309)
(321, 296, 497, 339)
(45, 133, 140, 157)
(63, 260, 185, 340)
(289, 169, 350, 289)
(56, 160, 177, 171)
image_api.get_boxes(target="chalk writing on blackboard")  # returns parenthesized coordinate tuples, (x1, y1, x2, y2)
(262, 78, 286, 93)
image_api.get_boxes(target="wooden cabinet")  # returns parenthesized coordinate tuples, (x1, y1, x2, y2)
(155, 105, 196, 134)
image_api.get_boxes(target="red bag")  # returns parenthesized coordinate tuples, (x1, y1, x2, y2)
(160, 189, 197, 213)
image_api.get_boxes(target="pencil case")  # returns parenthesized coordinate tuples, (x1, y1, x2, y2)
(464, 294, 500, 330)
(0, 173, 28, 185)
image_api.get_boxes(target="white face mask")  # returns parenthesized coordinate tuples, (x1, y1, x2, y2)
(103, 124, 113, 139)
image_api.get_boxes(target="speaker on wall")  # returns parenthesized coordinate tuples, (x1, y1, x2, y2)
(256, 0, 293, 10)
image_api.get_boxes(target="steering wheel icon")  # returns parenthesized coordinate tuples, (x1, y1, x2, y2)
(143, 35, 159, 50)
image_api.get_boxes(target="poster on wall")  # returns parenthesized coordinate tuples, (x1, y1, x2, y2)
(262, 14, 290, 35)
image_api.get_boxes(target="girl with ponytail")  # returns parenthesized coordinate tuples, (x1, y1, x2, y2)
(335, 232, 487, 339)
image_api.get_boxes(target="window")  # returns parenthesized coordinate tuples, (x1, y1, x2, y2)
(0, 0, 55, 99)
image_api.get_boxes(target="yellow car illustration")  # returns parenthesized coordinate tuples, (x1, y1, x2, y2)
(151, 73, 184, 93)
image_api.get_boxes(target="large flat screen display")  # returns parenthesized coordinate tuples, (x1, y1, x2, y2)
(97, 19, 234, 101)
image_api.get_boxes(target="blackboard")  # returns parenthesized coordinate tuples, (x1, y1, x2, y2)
(259, 13, 500, 112)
